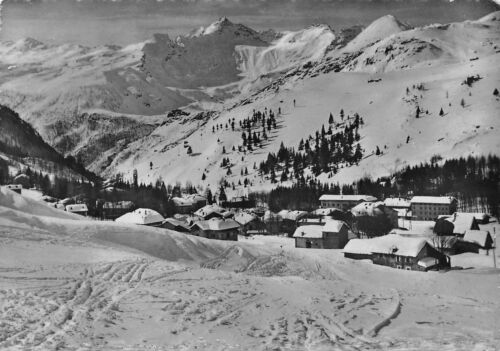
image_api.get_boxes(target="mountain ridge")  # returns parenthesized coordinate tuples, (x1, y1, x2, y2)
(0, 12, 499, 193)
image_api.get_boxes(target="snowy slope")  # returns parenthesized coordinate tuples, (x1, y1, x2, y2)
(235, 25, 335, 80)
(341, 15, 411, 53)
(1, 13, 499, 192)
(1, 189, 499, 350)
(109, 49, 500, 192)
(0, 186, 80, 220)
(343, 13, 500, 73)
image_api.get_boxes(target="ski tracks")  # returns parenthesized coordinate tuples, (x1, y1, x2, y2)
(0, 258, 151, 350)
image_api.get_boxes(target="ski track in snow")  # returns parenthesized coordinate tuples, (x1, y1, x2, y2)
(0, 191, 499, 350)
(0, 259, 152, 349)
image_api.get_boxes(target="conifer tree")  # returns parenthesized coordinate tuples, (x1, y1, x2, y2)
(218, 185, 227, 202)
(439, 108, 444, 116)
(328, 113, 334, 124)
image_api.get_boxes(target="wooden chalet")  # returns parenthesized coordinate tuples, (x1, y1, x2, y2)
(190, 218, 240, 241)
(343, 235, 450, 271)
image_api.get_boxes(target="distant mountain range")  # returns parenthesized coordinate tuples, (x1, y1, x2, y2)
(0, 11, 499, 192)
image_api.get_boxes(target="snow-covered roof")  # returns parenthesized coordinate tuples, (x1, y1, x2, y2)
(322, 220, 347, 233)
(439, 213, 477, 235)
(278, 210, 308, 221)
(66, 204, 88, 212)
(59, 198, 73, 205)
(193, 204, 228, 218)
(319, 194, 377, 202)
(172, 194, 206, 207)
(192, 218, 240, 231)
(463, 230, 492, 248)
(417, 257, 439, 268)
(383, 197, 411, 208)
(116, 208, 165, 225)
(343, 235, 428, 257)
(234, 212, 258, 226)
(293, 225, 323, 239)
(162, 218, 191, 230)
(351, 201, 394, 217)
(410, 196, 456, 205)
(312, 207, 342, 216)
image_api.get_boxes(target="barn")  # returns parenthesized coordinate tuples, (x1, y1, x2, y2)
(462, 230, 494, 252)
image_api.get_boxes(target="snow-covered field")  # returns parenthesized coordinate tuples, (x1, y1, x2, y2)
(0, 188, 498, 350)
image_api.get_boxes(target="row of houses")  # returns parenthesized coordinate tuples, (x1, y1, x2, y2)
(319, 194, 459, 221)
(113, 206, 250, 241)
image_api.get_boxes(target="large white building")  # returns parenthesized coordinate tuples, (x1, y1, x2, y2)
(319, 194, 377, 211)
(410, 196, 457, 221)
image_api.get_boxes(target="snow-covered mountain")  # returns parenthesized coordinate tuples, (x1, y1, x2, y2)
(0, 13, 499, 192)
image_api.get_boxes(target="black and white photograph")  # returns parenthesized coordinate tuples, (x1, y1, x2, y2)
(0, 0, 499, 349)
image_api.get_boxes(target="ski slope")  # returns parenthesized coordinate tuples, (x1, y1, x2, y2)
(0, 188, 499, 350)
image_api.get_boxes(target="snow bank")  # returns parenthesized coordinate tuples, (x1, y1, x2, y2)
(0, 186, 80, 220)
(0, 198, 231, 263)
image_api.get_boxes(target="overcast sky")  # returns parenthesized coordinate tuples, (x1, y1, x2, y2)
(1, 0, 498, 46)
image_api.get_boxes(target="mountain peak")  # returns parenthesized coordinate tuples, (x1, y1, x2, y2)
(342, 14, 411, 52)
(188, 17, 239, 37)
(203, 16, 234, 34)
